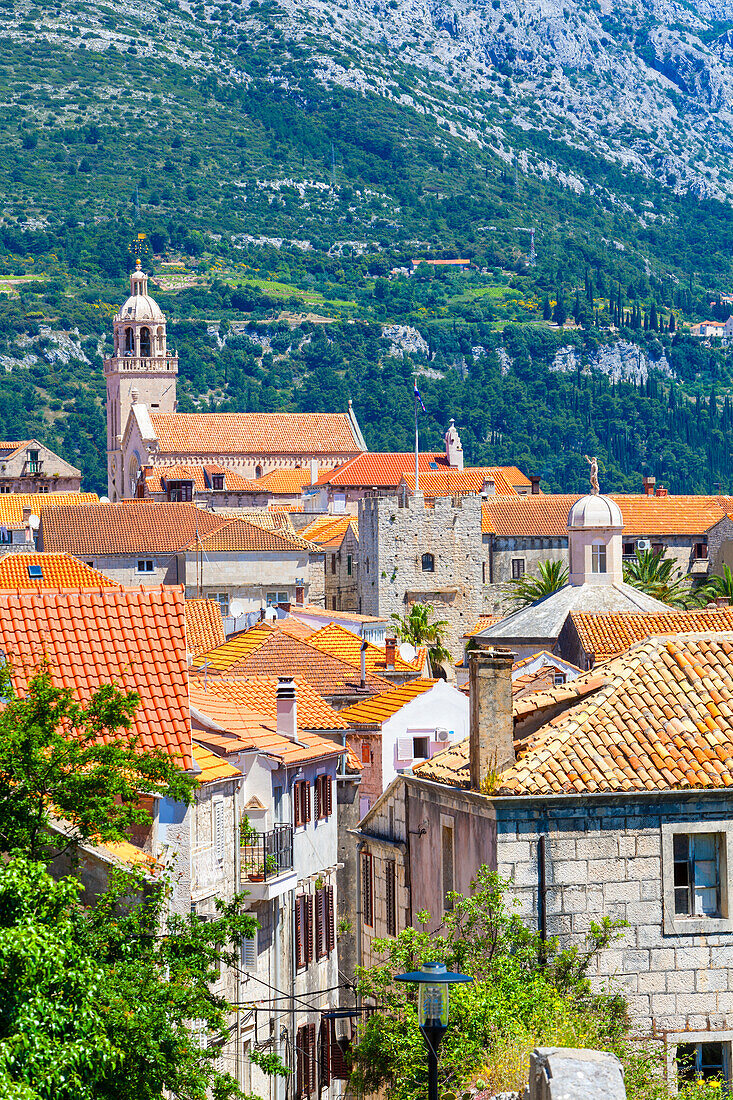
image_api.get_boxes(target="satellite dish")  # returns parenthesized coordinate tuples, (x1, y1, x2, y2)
(398, 642, 416, 663)
(99, 496, 110, 504)
(27, 514, 40, 530)
(229, 599, 247, 619)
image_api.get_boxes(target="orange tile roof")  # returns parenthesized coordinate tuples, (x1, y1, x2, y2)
(0, 587, 191, 769)
(192, 675, 348, 730)
(481, 493, 733, 538)
(40, 501, 229, 555)
(143, 464, 254, 493)
(401, 467, 521, 496)
(187, 516, 316, 554)
(0, 441, 30, 454)
(190, 682, 345, 766)
(250, 467, 334, 494)
(185, 599, 227, 658)
(193, 742, 242, 782)
(299, 515, 357, 549)
(0, 552, 120, 590)
(150, 413, 364, 456)
(290, 605, 386, 624)
(0, 492, 99, 530)
(463, 616, 500, 638)
(192, 632, 392, 698)
(340, 679, 439, 724)
(570, 607, 733, 661)
(306, 623, 423, 676)
(212, 508, 297, 534)
(317, 452, 449, 488)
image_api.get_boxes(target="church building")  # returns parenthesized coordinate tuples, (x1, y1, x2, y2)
(104, 264, 367, 501)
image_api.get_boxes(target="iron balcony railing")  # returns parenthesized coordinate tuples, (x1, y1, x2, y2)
(241, 824, 293, 882)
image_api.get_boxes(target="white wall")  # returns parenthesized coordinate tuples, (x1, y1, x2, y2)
(381, 681, 469, 789)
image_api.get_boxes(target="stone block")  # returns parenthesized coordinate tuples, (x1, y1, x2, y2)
(546, 914, 573, 937)
(528, 1048, 626, 1100)
(548, 837, 576, 860)
(622, 949, 650, 973)
(675, 992, 717, 1013)
(512, 861, 540, 888)
(637, 971, 667, 994)
(711, 946, 733, 968)
(675, 946, 710, 970)
(650, 947, 675, 970)
(635, 835, 662, 857)
(715, 991, 733, 1014)
(587, 857, 626, 882)
(629, 856, 661, 879)
(640, 879, 661, 901)
(666, 969, 695, 994)
(576, 836, 618, 859)
(626, 901, 662, 924)
(499, 840, 532, 863)
(625, 993, 652, 1019)
(696, 968, 729, 992)
(650, 993, 678, 1014)
(603, 879, 640, 903)
(618, 836, 636, 858)
(551, 860, 588, 886)
(596, 950, 625, 976)
(636, 925, 663, 948)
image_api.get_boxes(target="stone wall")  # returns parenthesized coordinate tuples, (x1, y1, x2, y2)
(358, 493, 483, 660)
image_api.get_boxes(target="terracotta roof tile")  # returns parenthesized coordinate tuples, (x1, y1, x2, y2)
(481, 493, 733, 538)
(191, 675, 348, 730)
(0, 492, 98, 530)
(185, 599, 227, 658)
(41, 501, 229, 555)
(316, 452, 448, 488)
(185, 516, 316, 553)
(464, 616, 500, 638)
(299, 515, 357, 549)
(401, 467, 522, 496)
(0, 587, 191, 769)
(192, 630, 391, 698)
(571, 608, 733, 661)
(143, 464, 254, 492)
(0, 552, 120, 590)
(150, 413, 364, 456)
(306, 622, 423, 676)
(211, 508, 297, 534)
(193, 742, 242, 782)
(250, 467, 335, 494)
(340, 679, 439, 724)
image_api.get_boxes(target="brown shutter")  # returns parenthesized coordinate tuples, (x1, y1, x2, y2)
(326, 885, 335, 953)
(307, 1023, 317, 1094)
(294, 782, 302, 828)
(362, 852, 373, 927)
(386, 860, 396, 937)
(326, 777, 333, 817)
(295, 896, 304, 970)
(330, 1019, 351, 1080)
(306, 895, 314, 964)
(296, 1025, 305, 1098)
(305, 781, 311, 823)
(315, 888, 324, 959)
(319, 1019, 331, 1090)
(315, 776, 322, 821)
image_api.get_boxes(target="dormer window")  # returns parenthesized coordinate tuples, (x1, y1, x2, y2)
(592, 543, 607, 574)
(167, 480, 193, 502)
(212, 474, 224, 491)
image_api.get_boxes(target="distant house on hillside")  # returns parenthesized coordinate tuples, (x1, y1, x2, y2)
(0, 439, 81, 493)
(410, 259, 472, 274)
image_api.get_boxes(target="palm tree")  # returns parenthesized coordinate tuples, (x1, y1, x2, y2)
(507, 560, 568, 608)
(390, 603, 451, 674)
(704, 564, 733, 602)
(623, 548, 709, 609)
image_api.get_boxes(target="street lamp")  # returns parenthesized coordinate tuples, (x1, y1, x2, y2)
(395, 962, 473, 1100)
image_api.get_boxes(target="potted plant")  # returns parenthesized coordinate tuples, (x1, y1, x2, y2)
(265, 853, 278, 877)
(240, 816, 264, 881)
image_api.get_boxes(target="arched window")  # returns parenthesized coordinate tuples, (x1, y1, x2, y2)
(156, 326, 164, 354)
(255, 464, 263, 478)
(140, 327, 151, 357)
(592, 542, 607, 574)
(421, 552, 435, 572)
(124, 327, 134, 354)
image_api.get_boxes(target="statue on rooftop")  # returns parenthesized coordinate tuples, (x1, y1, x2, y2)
(585, 455, 600, 495)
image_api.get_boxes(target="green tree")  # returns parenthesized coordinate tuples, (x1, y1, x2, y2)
(507, 560, 568, 607)
(552, 289, 567, 326)
(390, 602, 451, 673)
(622, 549, 707, 608)
(0, 662, 196, 861)
(0, 855, 259, 1100)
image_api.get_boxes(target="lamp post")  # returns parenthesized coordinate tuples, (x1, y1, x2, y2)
(394, 962, 473, 1100)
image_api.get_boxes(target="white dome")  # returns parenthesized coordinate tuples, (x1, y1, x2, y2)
(567, 494, 623, 529)
(117, 293, 165, 323)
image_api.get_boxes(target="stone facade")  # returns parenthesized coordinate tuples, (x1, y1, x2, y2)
(0, 440, 81, 494)
(325, 523, 359, 611)
(358, 493, 484, 661)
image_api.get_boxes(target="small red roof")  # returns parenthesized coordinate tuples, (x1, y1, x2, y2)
(317, 452, 449, 488)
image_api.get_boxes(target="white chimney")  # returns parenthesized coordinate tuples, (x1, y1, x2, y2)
(310, 458, 319, 485)
(276, 677, 298, 742)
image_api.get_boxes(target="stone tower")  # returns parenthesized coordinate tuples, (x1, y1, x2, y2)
(444, 418, 464, 470)
(104, 262, 178, 501)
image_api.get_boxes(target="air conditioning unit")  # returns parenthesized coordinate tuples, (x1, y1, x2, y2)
(636, 538, 652, 551)
(436, 727, 449, 742)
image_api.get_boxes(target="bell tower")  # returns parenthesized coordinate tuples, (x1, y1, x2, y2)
(104, 261, 178, 500)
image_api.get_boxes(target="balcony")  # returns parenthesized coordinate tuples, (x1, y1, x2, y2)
(241, 824, 295, 901)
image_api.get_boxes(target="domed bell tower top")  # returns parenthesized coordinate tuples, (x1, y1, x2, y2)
(567, 458, 624, 586)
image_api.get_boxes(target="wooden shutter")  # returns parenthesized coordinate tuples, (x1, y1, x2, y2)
(305, 895, 314, 964)
(319, 1019, 331, 1090)
(386, 860, 396, 937)
(304, 1023, 316, 1095)
(315, 888, 324, 959)
(362, 851, 373, 927)
(315, 776, 322, 821)
(330, 1019, 351, 1080)
(214, 799, 225, 862)
(326, 885, 335, 953)
(305, 781, 311, 824)
(241, 930, 257, 970)
(296, 1025, 306, 1098)
(295, 896, 305, 970)
(325, 777, 332, 817)
(294, 782, 302, 828)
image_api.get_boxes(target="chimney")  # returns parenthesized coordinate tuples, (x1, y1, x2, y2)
(530, 475, 541, 495)
(643, 475, 656, 497)
(716, 596, 730, 608)
(655, 486, 668, 497)
(469, 646, 515, 790)
(360, 639, 368, 688)
(385, 636, 396, 671)
(276, 678, 298, 742)
(310, 458, 319, 485)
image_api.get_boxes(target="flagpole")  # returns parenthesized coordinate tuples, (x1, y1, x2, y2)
(414, 380, 419, 493)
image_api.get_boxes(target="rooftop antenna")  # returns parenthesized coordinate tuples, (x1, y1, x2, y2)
(514, 227, 536, 267)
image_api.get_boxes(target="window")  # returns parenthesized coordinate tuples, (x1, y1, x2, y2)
(694, 542, 708, 560)
(482, 561, 486, 584)
(0, 486, 9, 493)
(315, 775, 332, 821)
(207, 592, 229, 617)
(623, 541, 635, 557)
(167, 480, 193, 502)
(386, 860, 396, 937)
(314, 886, 334, 958)
(273, 785, 284, 823)
(553, 672, 566, 685)
(511, 558, 525, 580)
(442, 820, 455, 912)
(331, 554, 336, 575)
(674, 833, 721, 917)
(662, 823, 733, 933)
(421, 552, 435, 572)
(295, 894, 313, 971)
(359, 795, 371, 819)
(319, 1020, 331, 1091)
(347, 554, 352, 576)
(413, 736, 429, 760)
(591, 543, 607, 573)
(361, 743, 371, 765)
(296, 1023, 316, 1098)
(213, 799, 225, 863)
(140, 327, 151, 357)
(255, 465, 263, 479)
(27, 449, 39, 473)
(266, 591, 277, 606)
(137, 559, 154, 573)
(677, 1042, 728, 1087)
(293, 780, 311, 827)
(277, 591, 288, 604)
(362, 851, 373, 927)
(211, 474, 224, 491)
(241, 930, 257, 971)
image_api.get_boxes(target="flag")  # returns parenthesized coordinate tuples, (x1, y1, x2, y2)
(413, 381, 426, 413)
